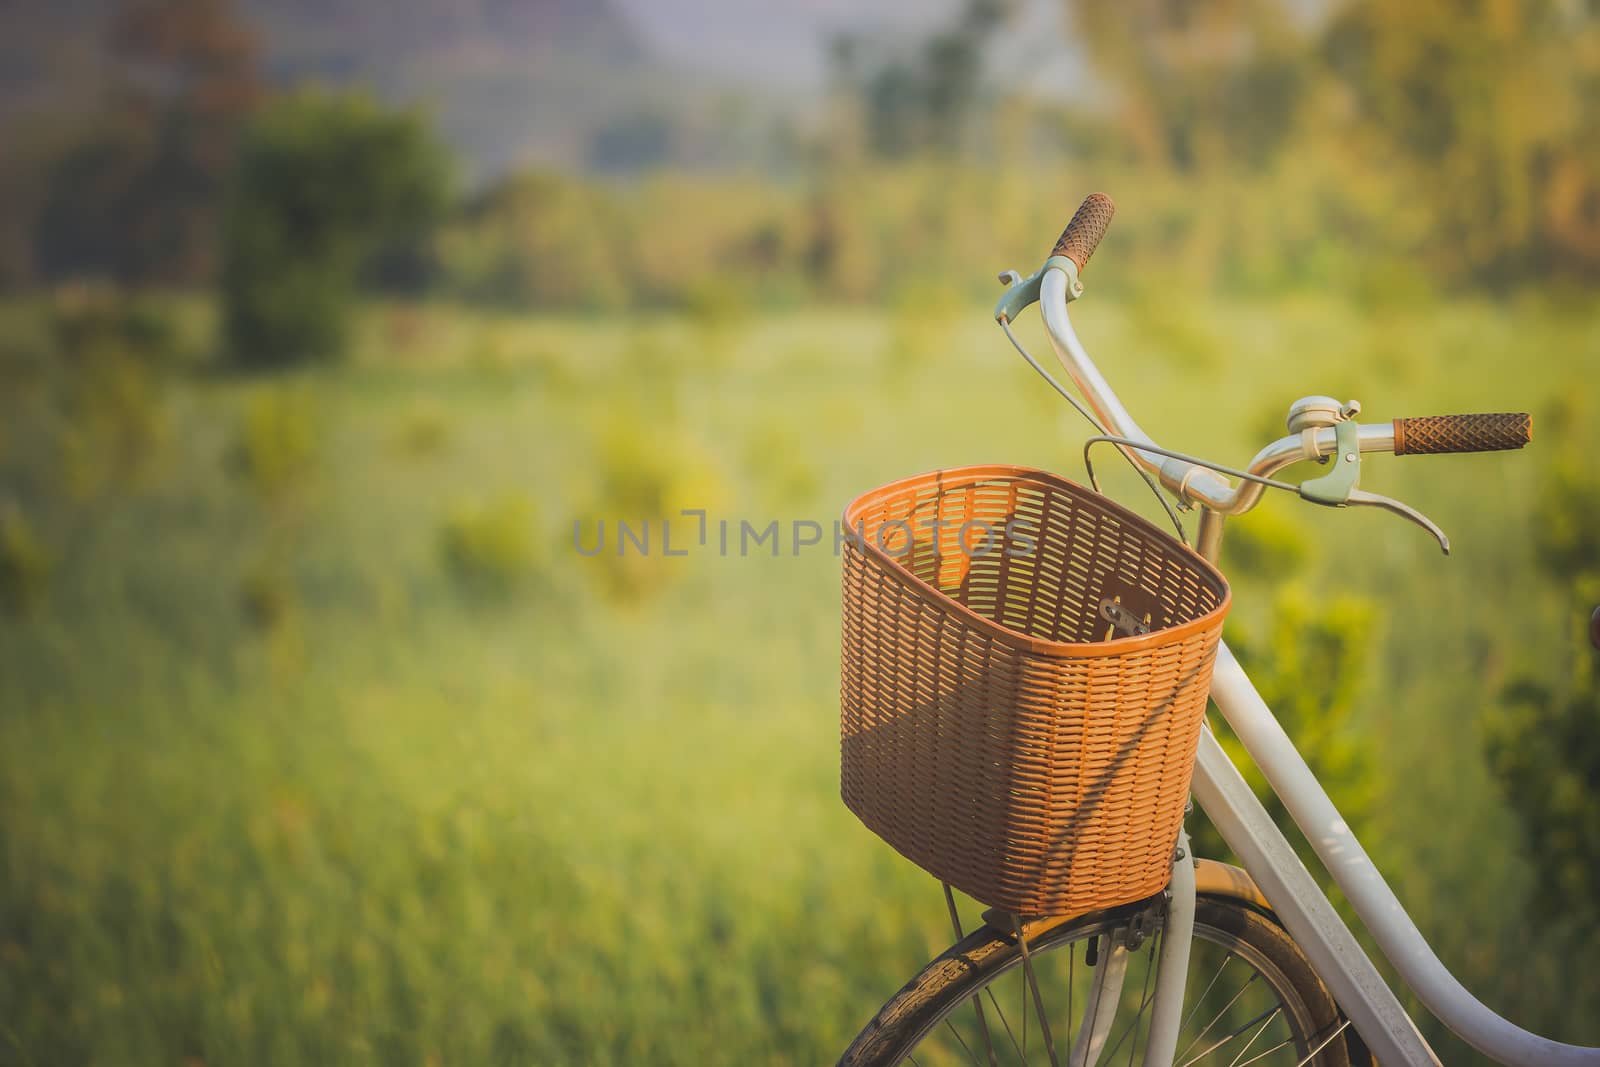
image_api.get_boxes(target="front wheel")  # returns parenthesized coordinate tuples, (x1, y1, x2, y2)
(840, 894, 1358, 1066)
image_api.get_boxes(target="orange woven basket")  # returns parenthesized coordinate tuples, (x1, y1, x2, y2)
(840, 465, 1230, 917)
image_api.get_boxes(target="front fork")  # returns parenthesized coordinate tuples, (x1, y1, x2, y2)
(1065, 830, 1194, 1067)
(1141, 829, 1196, 1066)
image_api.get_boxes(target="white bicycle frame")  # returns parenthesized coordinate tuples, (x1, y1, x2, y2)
(1028, 264, 1600, 1067)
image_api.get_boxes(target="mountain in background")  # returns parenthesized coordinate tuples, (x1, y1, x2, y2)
(0, 0, 802, 180)
(248, 0, 696, 177)
(253, 0, 647, 73)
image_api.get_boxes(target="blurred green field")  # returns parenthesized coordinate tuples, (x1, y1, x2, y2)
(2, 292, 1598, 1064)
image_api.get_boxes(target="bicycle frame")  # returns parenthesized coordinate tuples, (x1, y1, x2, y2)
(1030, 265, 1600, 1067)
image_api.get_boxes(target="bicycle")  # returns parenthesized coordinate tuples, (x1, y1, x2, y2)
(834, 194, 1600, 1067)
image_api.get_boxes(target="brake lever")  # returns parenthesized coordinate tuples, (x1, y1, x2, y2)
(1296, 420, 1451, 554)
(1343, 488, 1451, 555)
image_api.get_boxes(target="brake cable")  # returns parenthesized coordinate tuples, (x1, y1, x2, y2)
(999, 317, 1191, 545)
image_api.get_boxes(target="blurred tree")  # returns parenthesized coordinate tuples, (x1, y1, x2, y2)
(220, 90, 451, 367)
(32, 0, 262, 285)
(31, 122, 154, 284)
(0, 123, 79, 289)
(1323, 0, 1600, 278)
(48, 290, 178, 496)
(1531, 459, 1600, 580)
(439, 493, 540, 599)
(1482, 451, 1600, 927)
(1483, 660, 1600, 927)
(1191, 585, 1380, 867)
(0, 502, 53, 617)
(828, 0, 1015, 160)
(1068, 0, 1309, 171)
(586, 112, 677, 174)
(1185, 513, 1378, 870)
(442, 171, 625, 310)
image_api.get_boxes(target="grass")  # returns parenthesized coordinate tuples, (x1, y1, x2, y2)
(1, 293, 1597, 1063)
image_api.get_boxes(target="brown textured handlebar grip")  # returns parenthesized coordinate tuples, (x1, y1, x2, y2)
(1050, 192, 1116, 273)
(1392, 413, 1532, 455)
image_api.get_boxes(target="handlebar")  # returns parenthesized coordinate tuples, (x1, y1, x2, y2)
(1393, 413, 1532, 455)
(1050, 193, 1116, 273)
(1028, 214, 1531, 532)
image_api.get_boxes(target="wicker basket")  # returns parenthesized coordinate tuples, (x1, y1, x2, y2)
(840, 465, 1230, 917)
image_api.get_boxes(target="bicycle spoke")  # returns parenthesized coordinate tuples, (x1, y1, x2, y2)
(971, 997, 1000, 1066)
(1177, 1004, 1280, 1067)
(1225, 1005, 1281, 1067)
(1015, 917, 1062, 1067)
(1177, 955, 1232, 1047)
(1228, 1020, 1353, 1067)
(942, 1018, 982, 1066)
(1230, 1034, 1296, 1067)
(1281, 1020, 1350, 1067)
(1177, 971, 1261, 1062)
(985, 985, 1029, 1064)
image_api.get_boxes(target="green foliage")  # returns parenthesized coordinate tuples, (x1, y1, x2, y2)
(392, 402, 452, 458)
(441, 170, 805, 311)
(1322, 1, 1600, 278)
(1531, 458, 1600, 582)
(1196, 585, 1380, 862)
(0, 503, 52, 616)
(441, 171, 626, 311)
(1070, 2, 1310, 171)
(679, 278, 749, 366)
(0, 290, 181, 500)
(884, 278, 963, 377)
(1482, 421, 1600, 928)
(239, 556, 294, 631)
(220, 90, 451, 367)
(427, 148, 1502, 312)
(55, 296, 175, 495)
(576, 419, 726, 605)
(1233, 589, 1379, 806)
(1124, 285, 1223, 370)
(743, 424, 821, 510)
(228, 387, 320, 500)
(1483, 665, 1600, 926)
(1220, 506, 1311, 585)
(438, 494, 539, 595)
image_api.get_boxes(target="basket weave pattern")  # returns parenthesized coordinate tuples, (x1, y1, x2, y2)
(840, 465, 1230, 917)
